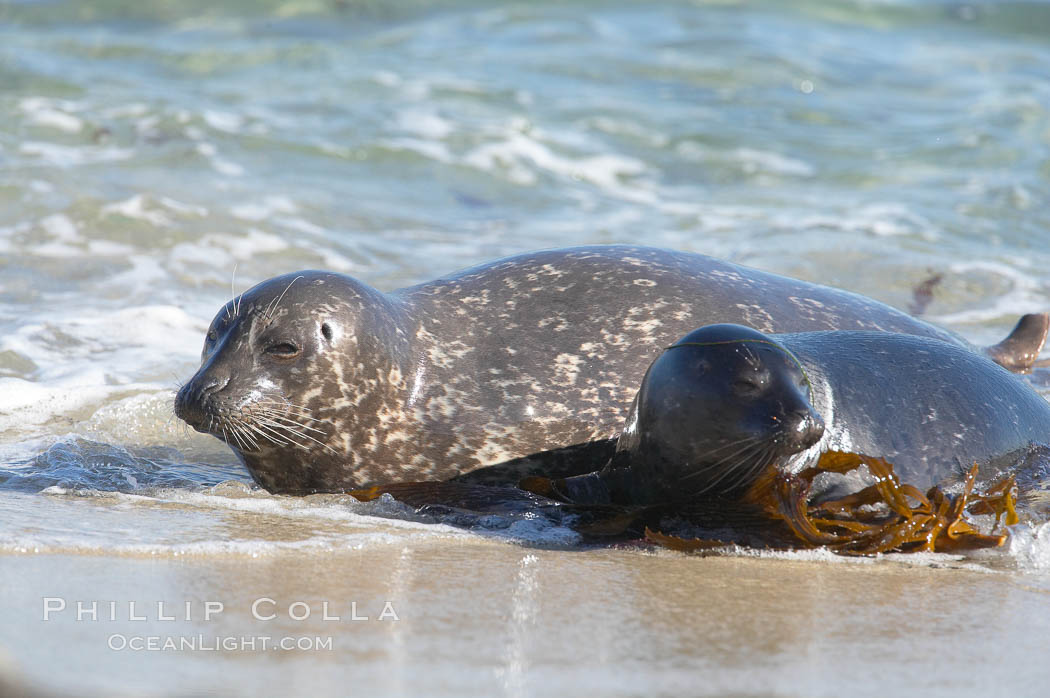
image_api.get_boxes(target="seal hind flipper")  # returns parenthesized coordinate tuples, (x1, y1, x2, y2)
(984, 313, 1049, 373)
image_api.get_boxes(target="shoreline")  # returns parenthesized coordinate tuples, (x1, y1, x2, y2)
(3, 540, 1048, 697)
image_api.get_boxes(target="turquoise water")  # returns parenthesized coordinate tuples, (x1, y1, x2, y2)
(2, 1, 1050, 695)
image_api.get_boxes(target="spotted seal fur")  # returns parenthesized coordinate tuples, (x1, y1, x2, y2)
(174, 245, 1047, 493)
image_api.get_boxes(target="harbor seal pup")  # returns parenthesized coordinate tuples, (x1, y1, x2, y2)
(550, 324, 1050, 508)
(173, 245, 1048, 493)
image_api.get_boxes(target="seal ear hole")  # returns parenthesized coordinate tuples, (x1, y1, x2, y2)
(321, 322, 333, 342)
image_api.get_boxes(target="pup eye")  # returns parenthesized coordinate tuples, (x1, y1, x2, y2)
(321, 322, 333, 341)
(733, 372, 768, 394)
(265, 342, 301, 359)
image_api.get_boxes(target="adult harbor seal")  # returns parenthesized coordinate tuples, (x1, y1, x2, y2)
(174, 245, 1048, 494)
(550, 324, 1050, 509)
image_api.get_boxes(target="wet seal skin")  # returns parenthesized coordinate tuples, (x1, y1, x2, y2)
(551, 324, 1050, 510)
(174, 245, 1048, 493)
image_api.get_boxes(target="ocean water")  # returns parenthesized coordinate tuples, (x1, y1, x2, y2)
(3, 0, 1050, 695)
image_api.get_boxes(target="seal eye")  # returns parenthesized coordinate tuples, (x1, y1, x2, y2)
(265, 341, 301, 360)
(321, 322, 333, 342)
(733, 372, 768, 396)
(207, 329, 217, 343)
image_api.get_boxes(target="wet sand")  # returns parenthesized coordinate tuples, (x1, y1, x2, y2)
(3, 539, 1049, 697)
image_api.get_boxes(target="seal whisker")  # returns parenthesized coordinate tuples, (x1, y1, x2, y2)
(231, 420, 261, 451)
(220, 424, 238, 450)
(247, 410, 335, 450)
(251, 410, 329, 436)
(252, 416, 314, 442)
(248, 421, 294, 447)
(721, 444, 778, 494)
(265, 275, 304, 320)
(254, 419, 336, 453)
(696, 441, 781, 496)
(254, 395, 322, 412)
(676, 436, 767, 484)
(229, 263, 240, 320)
(228, 424, 250, 451)
(252, 404, 329, 427)
(693, 435, 769, 460)
(682, 439, 773, 494)
(252, 396, 328, 420)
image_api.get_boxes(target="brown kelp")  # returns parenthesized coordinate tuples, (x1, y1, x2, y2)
(647, 451, 1019, 556)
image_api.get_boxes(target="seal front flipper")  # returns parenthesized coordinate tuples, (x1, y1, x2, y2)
(518, 470, 662, 536)
(349, 478, 649, 536)
(984, 312, 1049, 373)
(520, 471, 612, 505)
(347, 481, 553, 512)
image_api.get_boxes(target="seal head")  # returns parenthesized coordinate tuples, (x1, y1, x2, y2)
(174, 271, 412, 493)
(612, 324, 825, 504)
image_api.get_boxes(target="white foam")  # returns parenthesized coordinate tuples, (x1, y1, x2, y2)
(586, 115, 669, 147)
(170, 240, 235, 269)
(1006, 522, 1050, 571)
(18, 96, 84, 133)
(0, 486, 479, 557)
(0, 221, 31, 238)
(103, 254, 173, 295)
(101, 194, 172, 227)
(39, 213, 79, 242)
(0, 376, 132, 433)
(733, 147, 816, 177)
(202, 109, 244, 133)
(170, 230, 289, 271)
(20, 141, 134, 167)
(676, 141, 815, 177)
(463, 130, 648, 195)
(18, 96, 82, 113)
(211, 157, 245, 177)
(0, 531, 435, 558)
(156, 196, 208, 217)
(276, 216, 329, 236)
(230, 195, 298, 221)
(395, 107, 454, 139)
(195, 142, 245, 177)
(25, 108, 84, 134)
(30, 242, 82, 258)
(498, 519, 581, 547)
(86, 240, 136, 256)
(0, 305, 204, 430)
(372, 70, 402, 87)
(298, 242, 358, 272)
(382, 137, 453, 163)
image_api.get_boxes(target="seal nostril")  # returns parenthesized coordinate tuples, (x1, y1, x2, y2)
(781, 410, 824, 450)
(201, 375, 230, 395)
(799, 415, 825, 448)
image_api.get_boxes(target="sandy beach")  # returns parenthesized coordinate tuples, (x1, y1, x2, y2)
(4, 528, 1050, 697)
